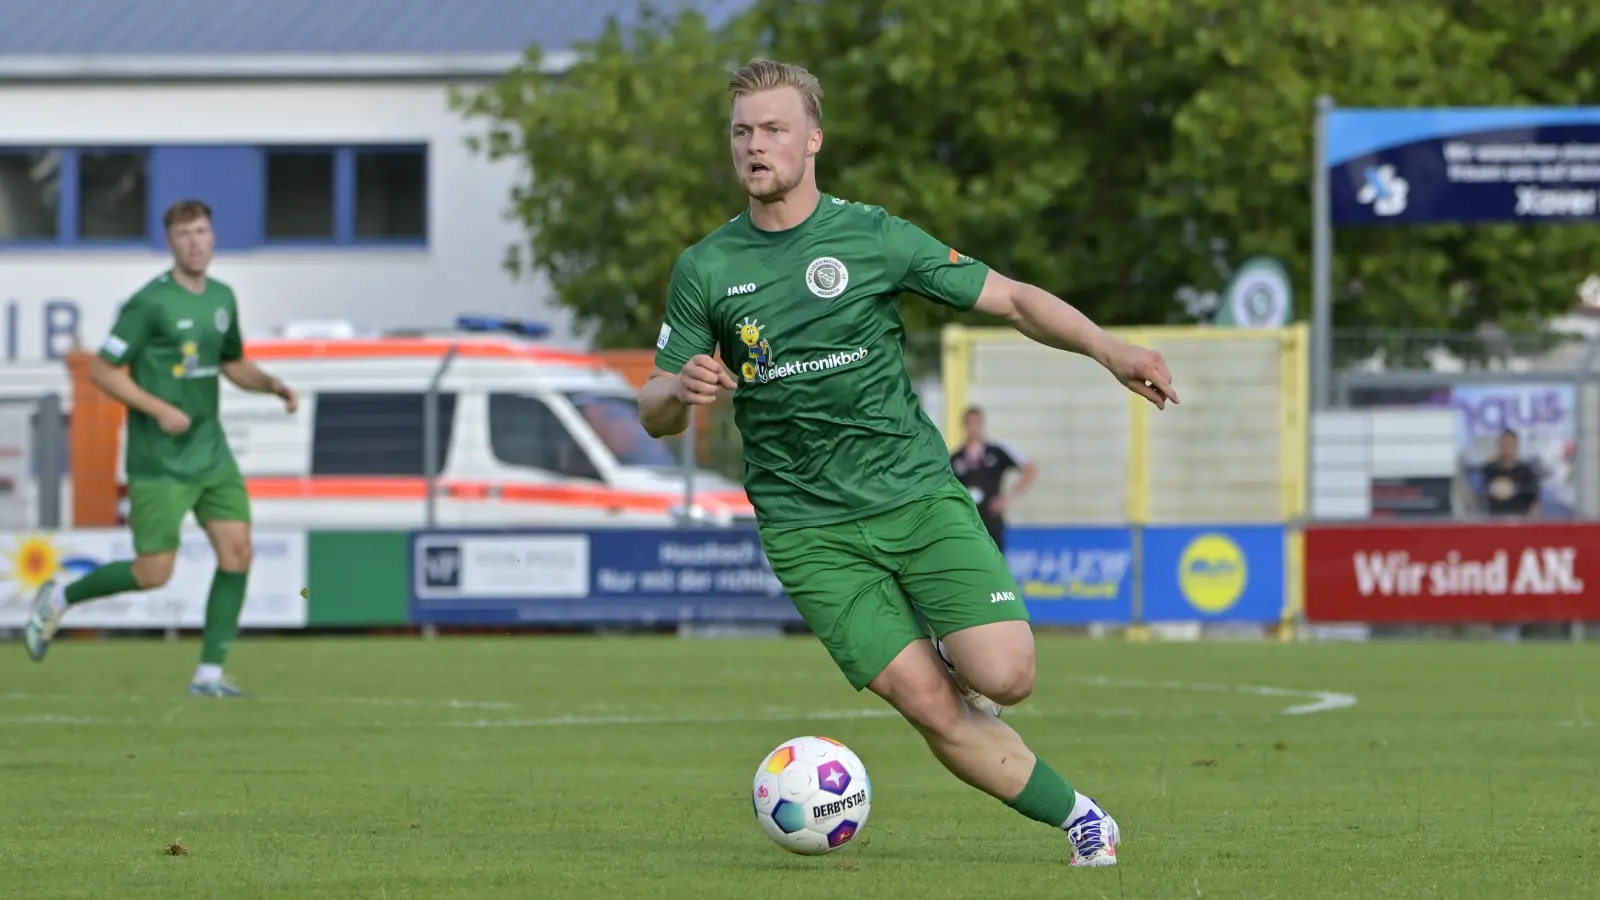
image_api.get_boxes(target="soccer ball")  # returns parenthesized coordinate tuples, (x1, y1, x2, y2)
(751, 735, 872, 855)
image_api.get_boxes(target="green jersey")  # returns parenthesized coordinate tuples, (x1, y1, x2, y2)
(654, 194, 989, 527)
(97, 271, 244, 481)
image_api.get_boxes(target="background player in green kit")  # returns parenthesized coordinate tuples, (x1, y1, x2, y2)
(23, 200, 298, 698)
(640, 60, 1179, 867)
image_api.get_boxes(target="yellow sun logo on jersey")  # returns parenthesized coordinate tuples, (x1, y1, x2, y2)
(738, 317, 772, 383)
(173, 340, 199, 377)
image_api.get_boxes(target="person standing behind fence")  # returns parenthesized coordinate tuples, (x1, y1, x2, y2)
(950, 406, 1037, 554)
(1480, 428, 1542, 518)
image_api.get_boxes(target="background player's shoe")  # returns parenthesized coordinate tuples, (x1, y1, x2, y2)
(23, 579, 66, 662)
(1065, 801, 1121, 867)
(933, 635, 1004, 718)
(188, 679, 247, 698)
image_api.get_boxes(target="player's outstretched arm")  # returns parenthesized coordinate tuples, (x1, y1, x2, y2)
(221, 359, 298, 412)
(639, 358, 734, 439)
(973, 271, 1180, 410)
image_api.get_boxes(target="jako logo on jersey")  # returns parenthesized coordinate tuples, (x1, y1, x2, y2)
(805, 256, 849, 299)
(727, 283, 758, 296)
(990, 591, 1016, 603)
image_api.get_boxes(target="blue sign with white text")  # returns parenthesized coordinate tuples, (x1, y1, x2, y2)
(409, 528, 800, 626)
(1141, 525, 1285, 623)
(1004, 527, 1134, 625)
(1328, 108, 1600, 225)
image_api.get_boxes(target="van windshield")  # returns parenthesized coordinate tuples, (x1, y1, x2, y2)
(565, 392, 679, 468)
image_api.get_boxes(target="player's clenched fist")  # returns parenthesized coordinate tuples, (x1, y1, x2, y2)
(673, 354, 736, 405)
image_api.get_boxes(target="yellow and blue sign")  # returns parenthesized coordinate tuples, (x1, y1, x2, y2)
(1142, 525, 1284, 622)
(1004, 527, 1134, 625)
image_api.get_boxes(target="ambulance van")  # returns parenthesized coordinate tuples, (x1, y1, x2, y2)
(202, 317, 754, 528)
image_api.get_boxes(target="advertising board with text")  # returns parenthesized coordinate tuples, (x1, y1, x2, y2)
(1003, 527, 1133, 625)
(0, 529, 307, 628)
(410, 528, 799, 625)
(1304, 523, 1596, 622)
(1329, 108, 1600, 225)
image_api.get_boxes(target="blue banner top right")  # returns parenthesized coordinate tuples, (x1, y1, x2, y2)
(1327, 107, 1600, 225)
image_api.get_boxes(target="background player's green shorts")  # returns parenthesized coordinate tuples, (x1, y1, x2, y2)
(759, 477, 1029, 690)
(126, 467, 252, 556)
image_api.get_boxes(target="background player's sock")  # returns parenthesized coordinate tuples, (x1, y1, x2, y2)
(62, 561, 142, 606)
(1004, 758, 1077, 827)
(199, 569, 249, 669)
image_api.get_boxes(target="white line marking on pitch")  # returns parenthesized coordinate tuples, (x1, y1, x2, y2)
(1073, 676, 1357, 716)
(0, 677, 1356, 725)
(450, 708, 905, 729)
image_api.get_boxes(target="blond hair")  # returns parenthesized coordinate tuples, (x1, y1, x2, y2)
(728, 59, 823, 125)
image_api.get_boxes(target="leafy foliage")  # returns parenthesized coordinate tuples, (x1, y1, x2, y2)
(454, 0, 1600, 349)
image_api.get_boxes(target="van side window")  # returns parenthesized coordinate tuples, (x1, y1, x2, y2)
(488, 393, 601, 481)
(312, 392, 457, 476)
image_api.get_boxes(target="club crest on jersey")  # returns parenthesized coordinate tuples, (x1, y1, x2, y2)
(214, 308, 230, 332)
(805, 256, 849, 299)
(738, 317, 772, 383)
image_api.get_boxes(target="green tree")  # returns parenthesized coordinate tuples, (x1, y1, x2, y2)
(456, 0, 1600, 352)
(451, 8, 761, 348)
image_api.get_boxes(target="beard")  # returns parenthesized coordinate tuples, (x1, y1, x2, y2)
(742, 162, 804, 204)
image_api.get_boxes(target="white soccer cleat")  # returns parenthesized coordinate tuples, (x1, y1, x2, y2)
(1065, 803, 1121, 867)
(24, 579, 66, 662)
(933, 636, 1004, 718)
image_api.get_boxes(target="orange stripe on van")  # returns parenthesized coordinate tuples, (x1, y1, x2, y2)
(242, 338, 607, 369)
(244, 477, 754, 514)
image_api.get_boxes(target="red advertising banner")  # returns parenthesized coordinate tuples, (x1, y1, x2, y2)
(1305, 523, 1598, 622)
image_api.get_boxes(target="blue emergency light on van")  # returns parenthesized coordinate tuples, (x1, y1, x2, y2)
(455, 315, 550, 338)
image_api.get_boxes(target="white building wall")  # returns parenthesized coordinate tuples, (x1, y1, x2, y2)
(0, 80, 575, 361)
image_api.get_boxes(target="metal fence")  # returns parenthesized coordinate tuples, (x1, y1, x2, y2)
(941, 323, 1310, 526)
(0, 394, 66, 531)
(1329, 327, 1600, 520)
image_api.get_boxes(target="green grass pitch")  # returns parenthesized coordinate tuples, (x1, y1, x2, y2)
(2, 634, 1596, 899)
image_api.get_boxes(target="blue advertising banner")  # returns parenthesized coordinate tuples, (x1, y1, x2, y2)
(1141, 525, 1285, 623)
(1327, 108, 1600, 225)
(410, 528, 800, 625)
(1004, 527, 1134, 625)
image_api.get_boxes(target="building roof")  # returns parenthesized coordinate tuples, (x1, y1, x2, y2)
(0, 0, 752, 80)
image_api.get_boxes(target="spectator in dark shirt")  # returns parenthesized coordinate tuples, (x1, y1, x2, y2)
(950, 406, 1037, 554)
(1481, 428, 1541, 518)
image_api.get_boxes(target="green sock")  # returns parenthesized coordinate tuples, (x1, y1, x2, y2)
(199, 569, 249, 666)
(1005, 758, 1077, 827)
(63, 561, 142, 605)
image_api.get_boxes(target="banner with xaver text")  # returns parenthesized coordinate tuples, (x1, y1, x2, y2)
(1328, 108, 1600, 225)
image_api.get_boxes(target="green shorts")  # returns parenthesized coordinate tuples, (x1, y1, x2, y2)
(759, 478, 1029, 690)
(127, 467, 252, 556)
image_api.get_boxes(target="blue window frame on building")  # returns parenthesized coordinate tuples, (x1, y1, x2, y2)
(0, 147, 151, 246)
(0, 143, 427, 250)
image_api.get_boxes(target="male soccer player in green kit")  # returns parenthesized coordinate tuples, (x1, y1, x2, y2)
(23, 199, 298, 697)
(641, 60, 1179, 867)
